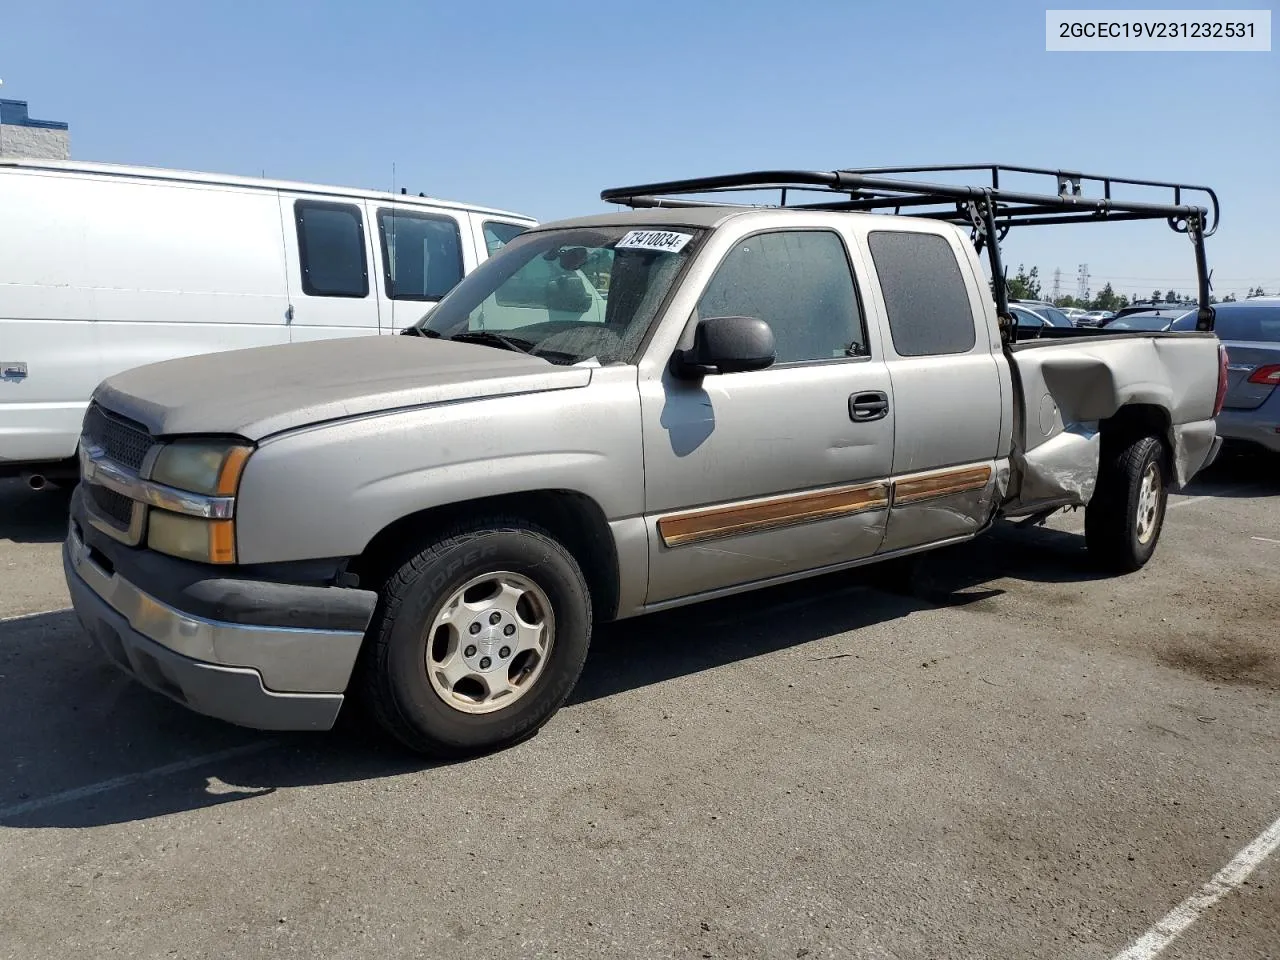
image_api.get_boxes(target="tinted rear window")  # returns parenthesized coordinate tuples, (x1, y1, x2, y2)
(1210, 305, 1280, 341)
(867, 231, 976, 356)
(295, 201, 369, 298)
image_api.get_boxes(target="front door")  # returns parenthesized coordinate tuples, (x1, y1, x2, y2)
(640, 226, 895, 605)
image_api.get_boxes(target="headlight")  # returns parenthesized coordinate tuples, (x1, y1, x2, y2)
(146, 440, 251, 563)
(150, 442, 252, 496)
(148, 511, 237, 564)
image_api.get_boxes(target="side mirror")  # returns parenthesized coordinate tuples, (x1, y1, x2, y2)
(671, 316, 776, 379)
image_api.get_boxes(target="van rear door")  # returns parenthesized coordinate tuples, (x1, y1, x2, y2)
(279, 194, 381, 340)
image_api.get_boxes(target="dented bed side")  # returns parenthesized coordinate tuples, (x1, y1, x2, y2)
(1001, 332, 1222, 515)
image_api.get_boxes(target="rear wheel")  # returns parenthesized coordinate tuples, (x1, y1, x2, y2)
(357, 520, 592, 758)
(1085, 435, 1168, 573)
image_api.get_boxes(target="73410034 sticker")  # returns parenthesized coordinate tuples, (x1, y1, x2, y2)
(615, 230, 694, 254)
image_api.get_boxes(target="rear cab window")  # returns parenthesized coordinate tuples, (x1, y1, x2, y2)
(867, 230, 977, 356)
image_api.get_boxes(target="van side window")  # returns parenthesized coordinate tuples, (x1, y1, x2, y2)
(696, 230, 866, 364)
(867, 231, 977, 356)
(483, 221, 529, 256)
(294, 201, 369, 298)
(377, 209, 464, 301)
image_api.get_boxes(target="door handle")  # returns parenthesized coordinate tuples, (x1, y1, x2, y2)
(849, 391, 889, 422)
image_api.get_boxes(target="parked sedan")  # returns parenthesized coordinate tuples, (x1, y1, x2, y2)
(1011, 300, 1075, 328)
(1010, 304, 1072, 334)
(1186, 300, 1280, 454)
(1078, 310, 1116, 328)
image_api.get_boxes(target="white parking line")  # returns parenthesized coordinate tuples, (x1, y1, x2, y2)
(1251, 536, 1280, 545)
(0, 606, 72, 625)
(1110, 812, 1280, 960)
(0, 740, 280, 820)
(1168, 483, 1261, 510)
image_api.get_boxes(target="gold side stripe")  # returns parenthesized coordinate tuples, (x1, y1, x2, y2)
(656, 463, 993, 549)
(658, 481, 890, 548)
(892, 465, 993, 506)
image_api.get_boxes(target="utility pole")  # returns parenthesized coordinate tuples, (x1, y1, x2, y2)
(1076, 263, 1090, 301)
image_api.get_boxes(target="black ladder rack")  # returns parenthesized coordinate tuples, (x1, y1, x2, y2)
(600, 164, 1219, 330)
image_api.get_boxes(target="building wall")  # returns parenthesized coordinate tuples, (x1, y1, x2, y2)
(0, 99, 71, 160)
(0, 123, 70, 160)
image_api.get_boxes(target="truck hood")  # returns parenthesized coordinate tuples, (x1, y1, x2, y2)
(94, 336, 593, 441)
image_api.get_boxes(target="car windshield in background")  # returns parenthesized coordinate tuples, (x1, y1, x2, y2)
(1194, 303, 1280, 340)
(416, 226, 701, 365)
(1031, 304, 1072, 326)
(1011, 306, 1050, 328)
(1106, 313, 1177, 331)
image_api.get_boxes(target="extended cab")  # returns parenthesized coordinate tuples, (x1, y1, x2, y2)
(63, 165, 1229, 758)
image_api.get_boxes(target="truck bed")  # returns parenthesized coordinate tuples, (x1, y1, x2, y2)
(1002, 330, 1222, 515)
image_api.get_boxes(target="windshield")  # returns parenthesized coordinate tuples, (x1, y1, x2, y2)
(1106, 314, 1172, 331)
(414, 225, 702, 365)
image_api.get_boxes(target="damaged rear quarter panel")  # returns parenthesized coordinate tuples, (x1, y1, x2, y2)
(1003, 333, 1220, 513)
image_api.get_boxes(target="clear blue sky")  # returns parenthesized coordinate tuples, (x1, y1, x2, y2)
(3, 0, 1277, 299)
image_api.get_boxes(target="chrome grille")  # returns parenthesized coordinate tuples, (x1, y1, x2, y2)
(83, 403, 153, 472)
(89, 483, 134, 528)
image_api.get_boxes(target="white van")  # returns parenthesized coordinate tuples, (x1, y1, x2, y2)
(0, 159, 536, 483)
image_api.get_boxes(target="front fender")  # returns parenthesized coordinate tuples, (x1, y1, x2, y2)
(234, 370, 643, 565)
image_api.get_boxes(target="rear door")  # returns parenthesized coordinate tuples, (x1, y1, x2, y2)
(856, 225, 1005, 553)
(640, 222, 895, 604)
(279, 194, 380, 340)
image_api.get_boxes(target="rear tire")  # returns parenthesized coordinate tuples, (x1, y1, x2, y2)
(1085, 435, 1168, 573)
(356, 519, 592, 759)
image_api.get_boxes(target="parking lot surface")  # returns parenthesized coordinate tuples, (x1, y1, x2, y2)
(1, 454, 1276, 960)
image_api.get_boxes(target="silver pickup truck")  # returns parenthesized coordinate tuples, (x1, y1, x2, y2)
(63, 165, 1229, 757)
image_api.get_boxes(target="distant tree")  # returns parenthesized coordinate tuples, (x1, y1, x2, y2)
(1093, 283, 1121, 312)
(1209, 294, 1219, 304)
(1248, 285, 1267, 298)
(1152, 289, 1163, 303)
(1055, 295, 1079, 309)
(1117, 294, 1130, 309)
(1223, 293, 1237, 302)
(1007, 264, 1042, 301)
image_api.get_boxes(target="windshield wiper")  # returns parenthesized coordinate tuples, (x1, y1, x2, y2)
(448, 330, 536, 355)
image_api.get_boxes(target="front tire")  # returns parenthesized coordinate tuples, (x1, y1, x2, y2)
(357, 520, 592, 758)
(1085, 435, 1168, 573)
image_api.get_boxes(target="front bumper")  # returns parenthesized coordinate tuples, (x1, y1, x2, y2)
(64, 511, 377, 732)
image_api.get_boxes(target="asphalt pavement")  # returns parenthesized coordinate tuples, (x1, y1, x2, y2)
(1, 452, 1276, 960)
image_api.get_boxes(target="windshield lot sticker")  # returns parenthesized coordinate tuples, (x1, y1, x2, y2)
(616, 230, 693, 254)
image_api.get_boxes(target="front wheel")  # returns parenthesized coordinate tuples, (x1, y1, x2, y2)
(357, 520, 593, 758)
(1085, 435, 1168, 573)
